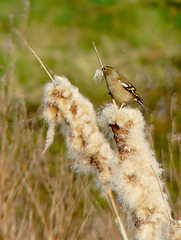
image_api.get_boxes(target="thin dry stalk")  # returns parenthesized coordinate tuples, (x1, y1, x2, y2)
(107, 191, 128, 240)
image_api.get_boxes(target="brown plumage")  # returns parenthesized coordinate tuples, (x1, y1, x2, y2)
(102, 66, 150, 113)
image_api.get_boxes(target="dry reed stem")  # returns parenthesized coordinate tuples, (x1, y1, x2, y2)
(107, 191, 128, 240)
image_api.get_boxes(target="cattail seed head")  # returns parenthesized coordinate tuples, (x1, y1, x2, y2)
(43, 75, 116, 183)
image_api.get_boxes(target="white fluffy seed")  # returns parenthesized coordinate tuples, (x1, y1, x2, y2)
(93, 69, 103, 82)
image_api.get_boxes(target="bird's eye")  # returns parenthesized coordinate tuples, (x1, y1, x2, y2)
(103, 67, 107, 71)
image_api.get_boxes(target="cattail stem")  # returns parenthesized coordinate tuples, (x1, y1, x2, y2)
(92, 42, 104, 68)
(107, 191, 128, 240)
(101, 104, 172, 239)
(24, 40, 56, 85)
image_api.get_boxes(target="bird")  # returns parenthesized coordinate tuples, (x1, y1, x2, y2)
(92, 41, 150, 113)
(101, 65, 150, 113)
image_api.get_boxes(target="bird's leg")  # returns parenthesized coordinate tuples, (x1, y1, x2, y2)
(120, 103, 125, 109)
(112, 98, 117, 106)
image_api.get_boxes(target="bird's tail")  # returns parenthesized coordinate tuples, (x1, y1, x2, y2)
(137, 100, 151, 113)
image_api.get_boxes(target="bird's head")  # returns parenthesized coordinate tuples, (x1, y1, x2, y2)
(101, 66, 119, 79)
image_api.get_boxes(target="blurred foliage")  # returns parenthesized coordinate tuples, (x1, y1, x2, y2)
(0, 0, 181, 218)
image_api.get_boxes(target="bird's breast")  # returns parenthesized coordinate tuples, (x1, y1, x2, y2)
(107, 77, 133, 103)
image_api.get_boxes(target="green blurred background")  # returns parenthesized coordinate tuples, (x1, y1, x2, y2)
(0, 0, 181, 215)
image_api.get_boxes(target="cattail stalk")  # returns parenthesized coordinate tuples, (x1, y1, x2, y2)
(100, 104, 175, 240)
(43, 75, 128, 239)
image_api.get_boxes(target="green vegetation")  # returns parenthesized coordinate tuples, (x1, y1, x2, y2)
(0, 0, 180, 238)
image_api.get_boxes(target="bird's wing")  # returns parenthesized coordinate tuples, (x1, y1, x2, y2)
(120, 81, 143, 101)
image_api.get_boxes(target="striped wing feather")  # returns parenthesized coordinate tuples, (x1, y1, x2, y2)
(121, 82, 143, 101)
